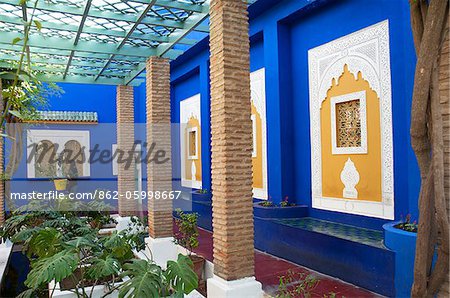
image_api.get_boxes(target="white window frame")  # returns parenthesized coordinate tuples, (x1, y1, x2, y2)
(330, 90, 367, 155)
(180, 94, 202, 190)
(27, 129, 90, 178)
(251, 114, 257, 158)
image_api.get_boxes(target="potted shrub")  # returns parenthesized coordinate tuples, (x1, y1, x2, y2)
(174, 209, 205, 290)
(383, 214, 418, 297)
(253, 196, 308, 219)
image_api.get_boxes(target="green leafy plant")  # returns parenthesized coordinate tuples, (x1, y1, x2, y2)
(280, 196, 296, 207)
(120, 254, 198, 298)
(1, 210, 198, 297)
(174, 209, 199, 255)
(395, 214, 418, 233)
(0, 0, 64, 215)
(196, 189, 209, 194)
(259, 196, 296, 208)
(276, 270, 320, 298)
(258, 200, 275, 207)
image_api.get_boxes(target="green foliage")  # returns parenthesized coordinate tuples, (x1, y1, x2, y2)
(276, 270, 320, 298)
(120, 254, 198, 298)
(86, 256, 120, 280)
(165, 254, 198, 294)
(102, 231, 134, 262)
(27, 227, 63, 258)
(2, 210, 198, 297)
(395, 214, 418, 233)
(119, 259, 164, 298)
(25, 249, 79, 289)
(259, 196, 296, 208)
(174, 209, 199, 254)
(258, 200, 275, 207)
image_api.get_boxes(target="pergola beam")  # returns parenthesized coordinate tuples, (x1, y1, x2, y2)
(0, 31, 183, 59)
(134, 0, 206, 13)
(0, 52, 140, 71)
(0, 0, 211, 85)
(63, 0, 93, 78)
(124, 0, 210, 85)
(0, 0, 186, 30)
(95, 0, 157, 81)
(0, 71, 143, 86)
(0, 14, 198, 46)
(0, 61, 138, 77)
(0, 43, 146, 62)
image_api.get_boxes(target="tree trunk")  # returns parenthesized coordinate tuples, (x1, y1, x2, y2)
(410, 0, 450, 296)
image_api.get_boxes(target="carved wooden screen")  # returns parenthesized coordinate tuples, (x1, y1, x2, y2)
(335, 99, 361, 148)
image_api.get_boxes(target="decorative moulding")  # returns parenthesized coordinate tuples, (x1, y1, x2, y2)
(340, 158, 360, 199)
(26, 129, 91, 178)
(27, 110, 98, 124)
(180, 94, 202, 190)
(308, 20, 394, 219)
(251, 68, 268, 200)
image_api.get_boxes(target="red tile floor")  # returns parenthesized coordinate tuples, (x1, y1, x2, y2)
(188, 226, 383, 298)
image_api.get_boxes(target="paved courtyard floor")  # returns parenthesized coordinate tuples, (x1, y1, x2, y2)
(189, 226, 383, 297)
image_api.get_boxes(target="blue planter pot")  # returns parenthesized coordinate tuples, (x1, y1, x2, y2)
(191, 190, 212, 202)
(383, 221, 417, 298)
(253, 203, 308, 219)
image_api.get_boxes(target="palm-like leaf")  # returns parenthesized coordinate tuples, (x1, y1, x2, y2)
(11, 226, 41, 243)
(28, 227, 62, 258)
(25, 249, 79, 289)
(87, 256, 120, 280)
(102, 232, 133, 261)
(119, 259, 163, 298)
(165, 254, 198, 295)
(65, 235, 96, 250)
(16, 288, 35, 298)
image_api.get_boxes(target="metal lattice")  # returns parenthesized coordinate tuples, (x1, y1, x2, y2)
(0, 0, 211, 86)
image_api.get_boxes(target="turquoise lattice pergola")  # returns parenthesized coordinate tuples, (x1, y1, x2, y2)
(0, 0, 212, 86)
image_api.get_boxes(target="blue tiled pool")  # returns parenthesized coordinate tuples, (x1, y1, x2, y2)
(272, 217, 385, 249)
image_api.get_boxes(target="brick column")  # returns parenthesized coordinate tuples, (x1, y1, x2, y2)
(116, 85, 136, 217)
(207, 0, 262, 296)
(0, 79, 4, 226)
(145, 56, 176, 266)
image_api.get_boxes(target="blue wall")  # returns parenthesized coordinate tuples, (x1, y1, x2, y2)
(171, 45, 211, 191)
(169, 0, 420, 230)
(7, 83, 121, 211)
(49, 83, 117, 123)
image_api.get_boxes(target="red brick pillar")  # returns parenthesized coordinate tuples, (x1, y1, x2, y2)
(116, 85, 136, 217)
(207, 0, 262, 296)
(145, 56, 176, 266)
(0, 79, 4, 226)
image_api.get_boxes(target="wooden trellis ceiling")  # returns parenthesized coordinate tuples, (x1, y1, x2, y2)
(0, 0, 211, 86)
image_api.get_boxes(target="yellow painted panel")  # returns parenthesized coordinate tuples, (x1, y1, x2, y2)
(320, 65, 382, 202)
(252, 103, 263, 189)
(184, 117, 202, 182)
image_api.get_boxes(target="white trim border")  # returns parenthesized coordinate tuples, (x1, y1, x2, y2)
(330, 91, 367, 155)
(250, 68, 268, 200)
(27, 129, 91, 178)
(180, 94, 202, 190)
(308, 20, 394, 219)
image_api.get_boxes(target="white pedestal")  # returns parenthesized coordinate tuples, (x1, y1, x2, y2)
(207, 275, 262, 298)
(145, 236, 177, 268)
